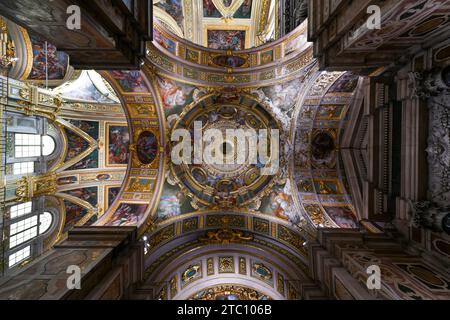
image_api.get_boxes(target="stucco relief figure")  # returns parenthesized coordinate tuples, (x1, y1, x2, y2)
(252, 88, 292, 131)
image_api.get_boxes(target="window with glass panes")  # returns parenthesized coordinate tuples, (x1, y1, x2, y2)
(12, 161, 34, 175)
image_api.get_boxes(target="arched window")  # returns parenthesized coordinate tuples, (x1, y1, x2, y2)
(39, 212, 53, 234)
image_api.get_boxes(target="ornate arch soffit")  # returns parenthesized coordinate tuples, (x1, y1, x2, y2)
(289, 71, 363, 229)
(95, 68, 167, 237)
(148, 20, 313, 88)
(142, 211, 310, 271)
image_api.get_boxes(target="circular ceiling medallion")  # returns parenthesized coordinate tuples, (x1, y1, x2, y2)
(169, 94, 281, 209)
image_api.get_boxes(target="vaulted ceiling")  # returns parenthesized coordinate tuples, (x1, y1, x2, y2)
(154, 0, 278, 49)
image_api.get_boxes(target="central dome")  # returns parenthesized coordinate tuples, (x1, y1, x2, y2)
(169, 93, 281, 209)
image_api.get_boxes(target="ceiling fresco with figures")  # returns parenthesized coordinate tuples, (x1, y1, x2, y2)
(2, 17, 362, 240)
(153, 0, 278, 49)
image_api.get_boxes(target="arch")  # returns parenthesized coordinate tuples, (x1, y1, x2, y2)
(143, 220, 311, 300)
(39, 211, 53, 235)
(289, 71, 363, 229)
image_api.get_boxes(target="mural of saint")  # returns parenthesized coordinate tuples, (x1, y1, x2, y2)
(64, 120, 98, 162)
(234, 0, 253, 18)
(65, 187, 98, 206)
(68, 150, 98, 170)
(157, 77, 194, 109)
(63, 201, 88, 233)
(153, 29, 177, 54)
(267, 181, 300, 224)
(64, 120, 100, 170)
(64, 130, 89, 162)
(155, 0, 184, 29)
(107, 187, 121, 207)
